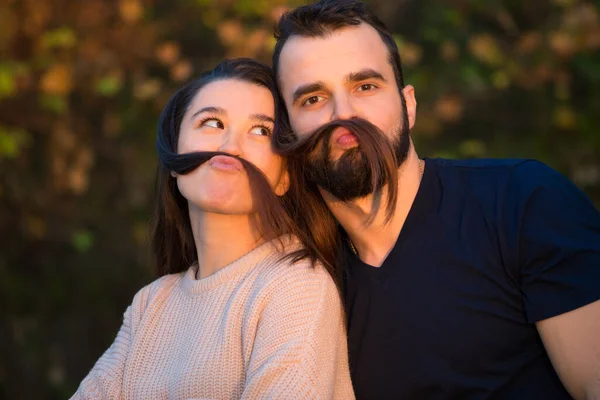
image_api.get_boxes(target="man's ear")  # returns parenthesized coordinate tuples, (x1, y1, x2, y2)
(402, 85, 417, 129)
(274, 170, 290, 197)
(170, 170, 177, 178)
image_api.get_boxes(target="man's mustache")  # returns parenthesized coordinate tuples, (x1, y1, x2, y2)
(274, 117, 399, 223)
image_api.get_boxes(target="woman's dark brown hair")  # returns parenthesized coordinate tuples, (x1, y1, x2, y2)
(151, 58, 340, 288)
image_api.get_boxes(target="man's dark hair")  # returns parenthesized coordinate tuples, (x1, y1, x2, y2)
(272, 0, 405, 91)
(271, 1, 411, 268)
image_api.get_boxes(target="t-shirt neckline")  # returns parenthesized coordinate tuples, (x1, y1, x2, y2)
(346, 157, 439, 277)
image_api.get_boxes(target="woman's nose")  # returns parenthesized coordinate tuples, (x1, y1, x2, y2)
(218, 130, 243, 156)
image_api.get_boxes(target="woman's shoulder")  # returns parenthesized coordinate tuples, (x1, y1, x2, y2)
(129, 270, 186, 315)
(248, 237, 344, 331)
(252, 236, 338, 295)
(257, 235, 325, 271)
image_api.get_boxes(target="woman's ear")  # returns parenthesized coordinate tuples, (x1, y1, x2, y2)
(274, 170, 290, 196)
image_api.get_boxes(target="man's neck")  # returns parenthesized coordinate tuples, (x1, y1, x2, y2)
(188, 207, 263, 279)
(321, 150, 424, 267)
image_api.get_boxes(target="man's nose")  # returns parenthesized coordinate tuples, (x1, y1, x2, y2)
(332, 95, 357, 121)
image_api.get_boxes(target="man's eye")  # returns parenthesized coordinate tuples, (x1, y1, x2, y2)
(302, 95, 324, 106)
(357, 84, 377, 92)
(249, 126, 272, 137)
(201, 118, 224, 129)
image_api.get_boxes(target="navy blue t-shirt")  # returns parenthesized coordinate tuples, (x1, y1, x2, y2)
(344, 158, 600, 399)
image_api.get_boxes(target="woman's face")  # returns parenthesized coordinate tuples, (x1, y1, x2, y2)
(175, 78, 288, 215)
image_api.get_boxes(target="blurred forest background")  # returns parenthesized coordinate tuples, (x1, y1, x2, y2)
(1, 0, 599, 398)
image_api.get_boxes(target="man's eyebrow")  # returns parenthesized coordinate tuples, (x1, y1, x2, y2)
(292, 82, 326, 105)
(192, 106, 225, 118)
(250, 113, 275, 124)
(345, 69, 386, 84)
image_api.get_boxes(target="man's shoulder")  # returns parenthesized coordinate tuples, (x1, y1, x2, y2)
(432, 158, 562, 191)
(432, 157, 533, 172)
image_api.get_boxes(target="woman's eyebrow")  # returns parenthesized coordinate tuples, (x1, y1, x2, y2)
(192, 106, 225, 118)
(250, 113, 275, 124)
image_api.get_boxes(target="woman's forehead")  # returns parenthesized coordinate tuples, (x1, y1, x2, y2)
(190, 79, 275, 117)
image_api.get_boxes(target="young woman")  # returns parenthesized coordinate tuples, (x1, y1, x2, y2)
(71, 59, 354, 399)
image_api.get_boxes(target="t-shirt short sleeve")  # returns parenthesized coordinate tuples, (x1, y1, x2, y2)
(505, 160, 600, 323)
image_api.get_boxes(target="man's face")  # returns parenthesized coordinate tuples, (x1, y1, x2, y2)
(277, 23, 416, 200)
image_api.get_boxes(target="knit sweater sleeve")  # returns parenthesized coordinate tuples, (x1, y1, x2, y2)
(70, 279, 156, 400)
(241, 261, 355, 400)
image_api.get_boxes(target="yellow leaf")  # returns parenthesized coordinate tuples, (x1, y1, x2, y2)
(554, 106, 577, 129)
(155, 42, 181, 66)
(434, 95, 464, 123)
(40, 64, 73, 95)
(549, 31, 576, 58)
(440, 40, 459, 62)
(492, 71, 510, 89)
(170, 60, 193, 82)
(68, 166, 89, 195)
(134, 79, 162, 100)
(468, 34, 504, 66)
(0, 64, 16, 99)
(246, 28, 269, 54)
(25, 215, 46, 239)
(119, 0, 143, 24)
(394, 36, 423, 67)
(459, 139, 487, 157)
(41, 27, 77, 49)
(516, 32, 542, 55)
(218, 20, 244, 46)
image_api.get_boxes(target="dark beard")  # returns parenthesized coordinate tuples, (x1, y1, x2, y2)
(304, 104, 410, 201)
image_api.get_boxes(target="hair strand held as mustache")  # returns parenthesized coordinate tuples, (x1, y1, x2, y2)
(274, 118, 399, 225)
(159, 147, 296, 241)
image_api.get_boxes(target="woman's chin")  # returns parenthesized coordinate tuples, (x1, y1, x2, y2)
(179, 174, 254, 214)
(197, 203, 252, 216)
(187, 191, 254, 216)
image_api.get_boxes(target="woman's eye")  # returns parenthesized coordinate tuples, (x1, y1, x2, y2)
(202, 119, 224, 129)
(302, 95, 324, 107)
(357, 83, 377, 92)
(249, 126, 272, 137)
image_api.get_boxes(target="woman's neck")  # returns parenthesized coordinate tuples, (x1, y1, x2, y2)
(189, 207, 264, 279)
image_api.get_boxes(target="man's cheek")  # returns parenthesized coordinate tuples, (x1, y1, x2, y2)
(289, 117, 307, 139)
(296, 113, 325, 137)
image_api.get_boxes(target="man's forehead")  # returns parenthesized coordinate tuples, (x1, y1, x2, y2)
(278, 24, 390, 92)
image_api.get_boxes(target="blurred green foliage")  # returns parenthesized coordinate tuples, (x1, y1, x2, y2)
(0, 0, 599, 398)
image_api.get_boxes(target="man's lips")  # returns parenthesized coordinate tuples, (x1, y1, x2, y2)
(208, 155, 243, 172)
(330, 127, 358, 147)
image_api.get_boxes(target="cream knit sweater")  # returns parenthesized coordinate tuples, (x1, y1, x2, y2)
(72, 238, 355, 399)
